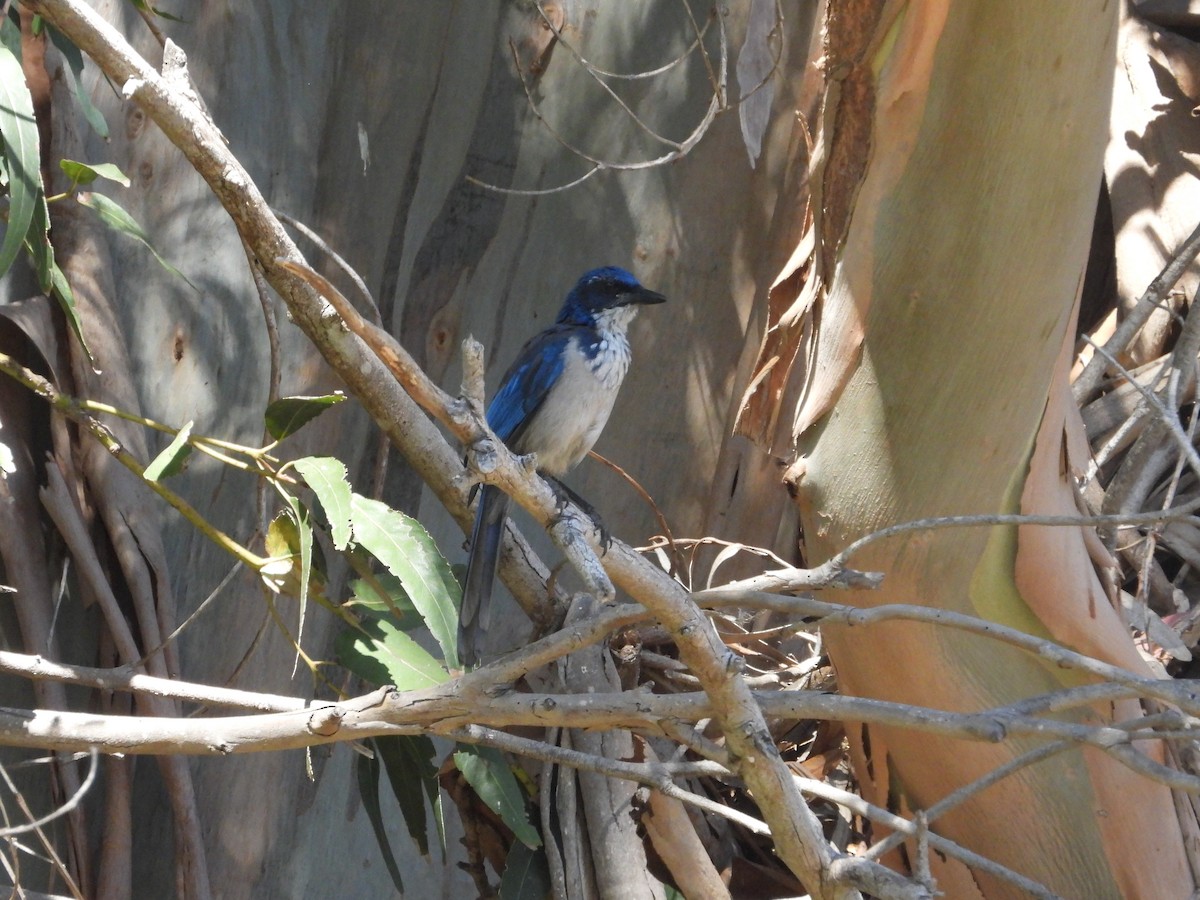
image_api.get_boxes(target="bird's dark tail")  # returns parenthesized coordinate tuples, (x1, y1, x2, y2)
(459, 484, 510, 667)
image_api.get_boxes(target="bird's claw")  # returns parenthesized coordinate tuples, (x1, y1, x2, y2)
(546, 477, 610, 553)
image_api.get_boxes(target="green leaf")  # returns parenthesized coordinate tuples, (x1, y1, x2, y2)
(126, 0, 187, 23)
(46, 258, 92, 364)
(263, 393, 346, 441)
(261, 510, 326, 604)
(355, 750, 405, 894)
(76, 191, 197, 289)
(454, 746, 541, 850)
(59, 159, 129, 188)
(24, 188, 53, 293)
(375, 735, 444, 858)
(21, 189, 94, 366)
(499, 842, 552, 900)
(284, 494, 314, 658)
(0, 21, 40, 281)
(347, 572, 424, 631)
(143, 420, 193, 481)
(45, 28, 109, 139)
(293, 456, 352, 550)
(337, 615, 447, 690)
(350, 494, 461, 669)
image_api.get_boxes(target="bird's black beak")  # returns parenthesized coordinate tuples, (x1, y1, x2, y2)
(623, 286, 667, 306)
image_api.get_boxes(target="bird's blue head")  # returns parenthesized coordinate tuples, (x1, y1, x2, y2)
(555, 267, 666, 327)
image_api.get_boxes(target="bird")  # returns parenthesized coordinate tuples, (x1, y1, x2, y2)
(458, 266, 666, 666)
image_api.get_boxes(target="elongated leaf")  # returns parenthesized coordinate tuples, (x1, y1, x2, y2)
(60, 159, 129, 188)
(0, 22, 39, 281)
(454, 746, 540, 849)
(350, 494, 461, 669)
(499, 842, 551, 900)
(261, 510, 326, 603)
(355, 750, 405, 894)
(19, 169, 92, 362)
(375, 735, 443, 857)
(264, 393, 346, 441)
(348, 571, 416, 614)
(347, 572, 425, 633)
(293, 456, 352, 550)
(284, 494, 314, 661)
(337, 615, 447, 690)
(127, 0, 187, 23)
(23, 188, 53, 293)
(76, 191, 197, 289)
(45, 28, 108, 139)
(46, 257, 91, 364)
(143, 420, 193, 481)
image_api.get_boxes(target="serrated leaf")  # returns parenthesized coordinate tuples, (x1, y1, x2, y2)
(143, 420, 193, 481)
(45, 28, 109, 139)
(0, 23, 40, 282)
(355, 750, 405, 894)
(60, 159, 129, 187)
(376, 735, 443, 857)
(350, 494, 461, 669)
(293, 456, 352, 550)
(76, 191, 197, 289)
(263, 393, 346, 441)
(337, 615, 447, 690)
(454, 746, 541, 849)
(499, 842, 551, 900)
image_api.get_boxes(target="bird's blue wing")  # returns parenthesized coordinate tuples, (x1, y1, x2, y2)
(486, 326, 572, 445)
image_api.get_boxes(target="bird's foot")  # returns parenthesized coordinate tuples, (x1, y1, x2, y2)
(545, 476, 611, 552)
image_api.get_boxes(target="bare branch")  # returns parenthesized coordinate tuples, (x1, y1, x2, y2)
(1074, 216, 1200, 403)
(0, 750, 98, 838)
(471, 7, 728, 195)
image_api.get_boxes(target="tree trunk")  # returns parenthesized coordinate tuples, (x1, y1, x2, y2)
(6, 1, 816, 894)
(751, 2, 1195, 896)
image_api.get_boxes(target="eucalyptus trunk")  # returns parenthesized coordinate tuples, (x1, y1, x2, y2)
(747, 2, 1194, 895)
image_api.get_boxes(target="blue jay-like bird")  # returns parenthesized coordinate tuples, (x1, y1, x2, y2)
(459, 266, 666, 666)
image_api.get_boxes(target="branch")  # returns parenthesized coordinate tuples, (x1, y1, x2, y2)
(0, 749, 98, 838)
(7, 641, 1199, 793)
(696, 587, 1200, 717)
(0, 352, 267, 569)
(23, 5, 1177, 896)
(1073, 215, 1200, 403)
(471, 6, 729, 195)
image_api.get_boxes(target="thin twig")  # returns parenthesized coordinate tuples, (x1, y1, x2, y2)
(471, 12, 727, 195)
(800, 777, 1061, 900)
(0, 352, 268, 570)
(535, 1, 715, 81)
(0, 749, 98, 838)
(274, 209, 382, 327)
(1074, 216, 1200, 403)
(452, 724, 772, 836)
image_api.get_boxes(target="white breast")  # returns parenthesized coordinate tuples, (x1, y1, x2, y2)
(515, 309, 638, 476)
